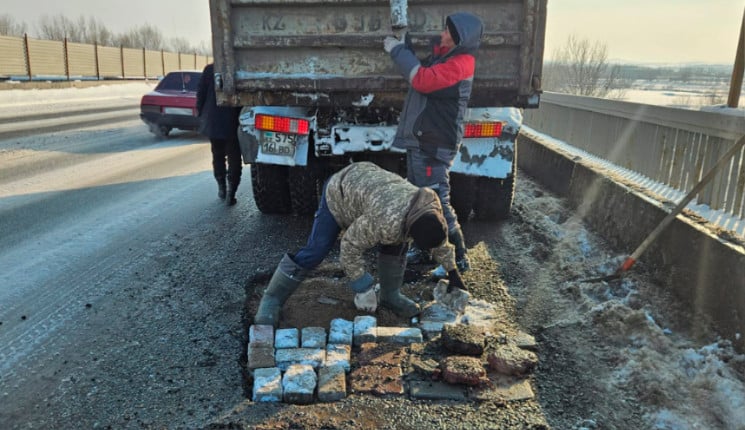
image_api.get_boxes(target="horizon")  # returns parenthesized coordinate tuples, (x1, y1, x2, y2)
(2, 0, 743, 64)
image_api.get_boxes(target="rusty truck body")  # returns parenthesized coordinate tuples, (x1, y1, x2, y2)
(208, 0, 547, 219)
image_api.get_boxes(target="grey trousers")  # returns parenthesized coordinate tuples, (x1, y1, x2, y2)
(405, 149, 460, 233)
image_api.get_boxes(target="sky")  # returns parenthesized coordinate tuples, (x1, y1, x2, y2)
(3, 0, 744, 65)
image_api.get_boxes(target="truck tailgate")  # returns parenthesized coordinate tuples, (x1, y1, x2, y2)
(210, 0, 546, 108)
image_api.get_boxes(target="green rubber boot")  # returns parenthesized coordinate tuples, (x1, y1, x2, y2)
(378, 252, 420, 318)
(254, 254, 306, 326)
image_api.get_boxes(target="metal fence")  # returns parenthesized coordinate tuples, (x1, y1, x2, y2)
(0, 34, 213, 80)
(523, 92, 745, 220)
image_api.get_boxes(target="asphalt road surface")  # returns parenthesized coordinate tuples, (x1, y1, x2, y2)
(1, 94, 743, 430)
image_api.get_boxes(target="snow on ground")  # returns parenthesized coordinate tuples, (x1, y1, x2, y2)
(0, 82, 154, 107)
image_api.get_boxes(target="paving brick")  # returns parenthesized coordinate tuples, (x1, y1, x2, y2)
(301, 326, 327, 348)
(486, 343, 539, 376)
(249, 324, 274, 347)
(349, 365, 403, 395)
(420, 302, 459, 323)
(460, 299, 499, 328)
(356, 342, 406, 367)
(440, 356, 488, 386)
(282, 364, 317, 404)
(247, 344, 275, 370)
(325, 344, 351, 371)
(275, 347, 325, 371)
(317, 365, 347, 402)
(353, 316, 377, 346)
(418, 320, 445, 340)
(468, 374, 535, 402)
(328, 318, 354, 345)
(275, 328, 299, 349)
(252, 367, 282, 402)
(409, 380, 466, 401)
(376, 326, 423, 344)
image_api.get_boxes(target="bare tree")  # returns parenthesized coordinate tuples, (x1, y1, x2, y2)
(168, 37, 193, 54)
(36, 14, 77, 41)
(543, 35, 627, 98)
(0, 14, 27, 37)
(117, 23, 164, 49)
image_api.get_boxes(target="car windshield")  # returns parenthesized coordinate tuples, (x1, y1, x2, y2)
(155, 72, 201, 92)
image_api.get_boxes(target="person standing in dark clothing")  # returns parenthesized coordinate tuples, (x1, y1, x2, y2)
(384, 12, 483, 276)
(196, 63, 243, 206)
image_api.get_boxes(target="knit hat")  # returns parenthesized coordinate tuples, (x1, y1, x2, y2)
(446, 16, 460, 45)
(409, 212, 447, 250)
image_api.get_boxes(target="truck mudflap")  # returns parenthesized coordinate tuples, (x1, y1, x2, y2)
(237, 106, 312, 167)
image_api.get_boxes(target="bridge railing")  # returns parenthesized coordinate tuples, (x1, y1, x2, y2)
(523, 92, 745, 221)
(0, 34, 212, 80)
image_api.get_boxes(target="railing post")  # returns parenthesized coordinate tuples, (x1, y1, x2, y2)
(178, 51, 181, 70)
(120, 45, 125, 79)
(64, 37, 70, 81)
(23, 33, 32, 81)
(160, 49, 165, 76)
(142, 47, 146, 80)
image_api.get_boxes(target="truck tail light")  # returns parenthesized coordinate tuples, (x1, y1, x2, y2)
(464, 122, 503, 138)
(254, 114, 309, 135)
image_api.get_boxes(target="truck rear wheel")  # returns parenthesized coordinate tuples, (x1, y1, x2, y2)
(473, 175, 515, 221)
(449, 172, 476, 224)
(288, 166, 319, 216)
(250, 164, 292, 214)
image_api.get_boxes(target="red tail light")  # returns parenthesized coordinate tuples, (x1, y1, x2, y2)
(464, 122, 503, 138)
(254, 114, 309, 135)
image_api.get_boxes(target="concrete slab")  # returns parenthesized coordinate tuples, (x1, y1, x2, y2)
(409, 380, 466, 401)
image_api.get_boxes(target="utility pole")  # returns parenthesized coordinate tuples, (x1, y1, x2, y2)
(727, 7, 744, 108)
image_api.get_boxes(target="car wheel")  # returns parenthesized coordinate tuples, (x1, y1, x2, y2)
(288, 165, 319, 216)
(449, 172, 476, 224)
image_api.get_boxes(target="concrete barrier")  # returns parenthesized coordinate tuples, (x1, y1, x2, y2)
(518, 132, 745, 352)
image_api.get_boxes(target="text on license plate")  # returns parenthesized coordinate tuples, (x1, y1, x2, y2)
(260, 132, 296, 156)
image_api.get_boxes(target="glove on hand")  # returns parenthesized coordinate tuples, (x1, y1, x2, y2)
(384, 36, 404, 53)
(354, 283, 380, 313)
(447, 270, 466, 292)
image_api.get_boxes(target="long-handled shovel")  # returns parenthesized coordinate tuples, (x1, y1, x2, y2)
(581, 134, 745, 283)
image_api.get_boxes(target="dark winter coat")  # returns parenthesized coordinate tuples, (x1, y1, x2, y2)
(325, 162, 457, 280)
(389, 12, 483, 163)
(196, 63, 240, 140)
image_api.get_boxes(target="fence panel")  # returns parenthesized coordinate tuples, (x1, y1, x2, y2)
(66, 41, 97, 77)
(144, 50, 163, 78)
(163, 52, 180, 74)
(0, 35, 26, 76)
(97, 45, 123, 78)
(27, 39, 65, 77)
(179, 53, 195, 70)
(122, 48, 144, 78)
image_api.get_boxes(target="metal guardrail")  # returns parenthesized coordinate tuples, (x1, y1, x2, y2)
(523, 92, 745, 221)
(0, 34, 213, 80)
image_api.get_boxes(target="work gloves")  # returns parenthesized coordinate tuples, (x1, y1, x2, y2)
(447, 269, 466, 292)
(350, 272, 377, 312)
(354, 283, 380, 313)
(384, 36, 404, 53)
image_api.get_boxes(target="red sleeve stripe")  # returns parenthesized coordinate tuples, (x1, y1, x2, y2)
(410, 54, 475, 94)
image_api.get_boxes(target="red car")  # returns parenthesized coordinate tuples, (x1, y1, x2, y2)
(140, 70, 202, 137)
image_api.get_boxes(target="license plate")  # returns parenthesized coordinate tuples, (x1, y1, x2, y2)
(260, 131, 296, 156)
(163, 107, 193, 116)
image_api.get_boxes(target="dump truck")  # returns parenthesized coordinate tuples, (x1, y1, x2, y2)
(208, 0, 547, 220)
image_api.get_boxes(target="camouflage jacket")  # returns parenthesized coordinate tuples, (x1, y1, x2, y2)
(325, 161, 456, 280)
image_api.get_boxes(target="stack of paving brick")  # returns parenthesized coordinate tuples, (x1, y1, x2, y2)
(248, 316, 423, 404)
